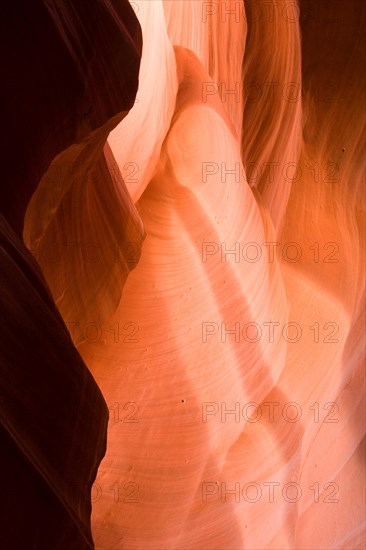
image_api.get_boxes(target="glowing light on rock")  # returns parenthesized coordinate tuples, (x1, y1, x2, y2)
(5, 0, 364, 548)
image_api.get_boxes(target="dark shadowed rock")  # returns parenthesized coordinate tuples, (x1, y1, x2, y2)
(0, 0, 142, 547)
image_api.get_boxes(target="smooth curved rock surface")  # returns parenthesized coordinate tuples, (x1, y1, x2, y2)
(81, 1, 364, 548)
(0, 213, 108, 549)
(12, 0, 366, 549)
(1, 0, 142, 547)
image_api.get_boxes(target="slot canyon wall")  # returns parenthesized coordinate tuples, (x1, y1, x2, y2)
(1, 0, 365, 549)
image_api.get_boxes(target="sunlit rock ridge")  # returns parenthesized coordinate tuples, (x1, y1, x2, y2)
(3, 0, 365, 549)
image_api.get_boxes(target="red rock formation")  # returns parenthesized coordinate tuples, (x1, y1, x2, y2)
(0, 1, 142, 548)
(0, 214, 108, 549)
(81, 1, 364, 548)
(5, 0, 364, 548)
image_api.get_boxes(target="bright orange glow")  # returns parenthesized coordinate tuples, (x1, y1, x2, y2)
(22, 1, 366, 548)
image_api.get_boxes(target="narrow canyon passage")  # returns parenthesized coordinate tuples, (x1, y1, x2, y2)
(1, 0, 365, 549)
